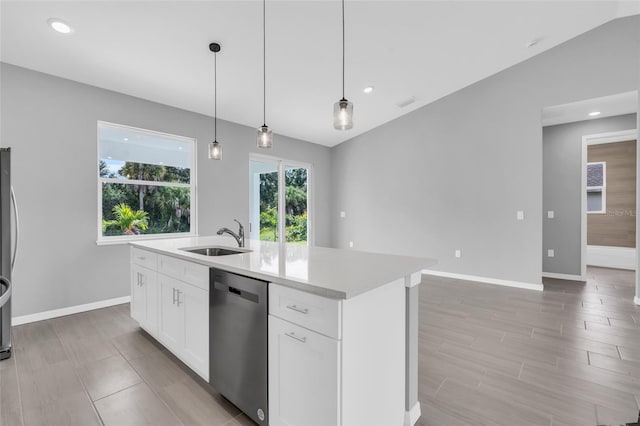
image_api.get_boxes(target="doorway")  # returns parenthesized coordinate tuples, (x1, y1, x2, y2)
(582, 130, 638, 273)
(249, 155, 312, 245)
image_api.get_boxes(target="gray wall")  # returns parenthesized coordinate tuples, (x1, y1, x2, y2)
(542, 114, 637, 276)
(330, 16, 640, 286)
(0, 63, 331, 317)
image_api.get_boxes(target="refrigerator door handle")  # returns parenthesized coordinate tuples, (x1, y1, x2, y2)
(10, 187, 18, 271)
(0, 276, 11, 308)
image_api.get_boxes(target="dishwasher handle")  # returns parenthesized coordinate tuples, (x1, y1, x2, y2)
(214, 281, 260, 304)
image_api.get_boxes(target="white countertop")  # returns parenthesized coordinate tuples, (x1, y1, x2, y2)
(130, 236, 436, 299)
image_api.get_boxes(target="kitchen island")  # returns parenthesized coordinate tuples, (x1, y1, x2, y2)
(130, 236, 435, 426)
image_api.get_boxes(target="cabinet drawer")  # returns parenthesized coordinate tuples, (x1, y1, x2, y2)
(131, 248, 157, 270)
(158, 254, 209, 290)
(269, 284, 341, 340)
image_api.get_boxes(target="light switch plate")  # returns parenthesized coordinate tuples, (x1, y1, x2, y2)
(517, 211, 525, 221)
(349, 241, 354, 248)
(547, 211, 554, 219)
(340, 211, 346, 218)
(455, 250, 461, 258)
(547, 249, 554, 257)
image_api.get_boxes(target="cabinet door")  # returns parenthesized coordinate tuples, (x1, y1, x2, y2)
(158, 275, 184, 353)
(269, 316, 340, 426)
(140, 268, 158, 336)
(131, 264, 147, 325)
(181, 283, 209, 381)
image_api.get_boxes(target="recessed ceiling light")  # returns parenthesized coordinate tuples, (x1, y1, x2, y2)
(525, 38, 541, 48)
(178, 146, 183, 150)
(363, 86, 374, 94)
(588, 111, 601, 117)
(47, 18, 73, 34)
(107, 156, 112, 159)
(123, 137, 129, 141)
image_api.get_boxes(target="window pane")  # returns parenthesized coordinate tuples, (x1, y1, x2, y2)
(587, 163, 604, 187)
(285, 166, 308, 244)
(99, 160, 190, 184)
(98, 122, 192, 171)
(102, 183, 191, 236)
(587, 190, 603, 212)
(249, 160, 279, 242)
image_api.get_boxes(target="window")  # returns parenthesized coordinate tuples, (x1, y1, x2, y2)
(586, 161, 606, 214)
(97, 121, 196, 243)
(249, 155, 312, 245)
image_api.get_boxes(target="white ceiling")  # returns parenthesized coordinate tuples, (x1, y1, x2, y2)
(542, 91, 638, 127)
(2, 1, 639, 147)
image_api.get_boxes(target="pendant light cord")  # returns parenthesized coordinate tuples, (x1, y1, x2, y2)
(263, 0, 267, 127)
(214, 50, 217, 140)
(341, 0, 345, 100)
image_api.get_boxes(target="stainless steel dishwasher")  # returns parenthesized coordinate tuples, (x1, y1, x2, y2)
(210, 269, 268, 424)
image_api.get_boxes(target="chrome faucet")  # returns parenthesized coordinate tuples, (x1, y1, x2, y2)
(217, 219, 245, 248)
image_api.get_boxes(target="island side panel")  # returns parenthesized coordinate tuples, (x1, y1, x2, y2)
(341, 278, 405, 426)
(405, 272, 422, 425)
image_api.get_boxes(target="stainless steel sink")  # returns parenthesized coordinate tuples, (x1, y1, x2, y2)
(181, 246, 249, 256)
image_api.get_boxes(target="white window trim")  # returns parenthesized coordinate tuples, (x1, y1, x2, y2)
(96, 121, 198, 245)
(249, 152, 314, 246)
(586, 161, 606, 214)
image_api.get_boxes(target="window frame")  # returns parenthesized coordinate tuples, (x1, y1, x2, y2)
(96, 121, 198, 245)
(586, 161, 606, 214)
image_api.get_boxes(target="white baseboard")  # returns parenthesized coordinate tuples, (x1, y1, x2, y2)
(542, 272, 586, 281)
(635, 296, 640, 306)
(422, 270, 543, 292)
(587, 245, 636, 271)
(404, 401, 421, 426)
(13, 296, 131, 326)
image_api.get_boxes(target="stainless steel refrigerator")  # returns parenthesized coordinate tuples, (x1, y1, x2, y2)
(0, 148, 17, 361)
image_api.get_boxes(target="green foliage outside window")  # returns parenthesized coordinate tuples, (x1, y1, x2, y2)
(100, 161, 191, 236)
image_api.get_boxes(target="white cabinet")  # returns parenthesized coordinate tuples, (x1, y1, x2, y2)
(158, 275, 184, 353)
(269, 316, 340, 426)
(157, 274, 209, 380)
(269, 281, 406, 426)
(131, 256, 158, 336)
(130, 248, 209, 382)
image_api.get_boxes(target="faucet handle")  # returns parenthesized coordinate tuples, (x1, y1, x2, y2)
(233, 218, 242, 229)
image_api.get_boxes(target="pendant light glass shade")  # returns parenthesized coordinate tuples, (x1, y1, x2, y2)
(257, 125, 273, 148)
(208, 141, 222, 160)
(333, 98, 353, 130)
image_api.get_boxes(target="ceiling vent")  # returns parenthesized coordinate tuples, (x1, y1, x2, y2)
(396, 96, 416, 108)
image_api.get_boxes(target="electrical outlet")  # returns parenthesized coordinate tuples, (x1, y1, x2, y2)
(547, 210, 554, 219)
(455, 249, 461, 258)
(349, 241, 354, 248)
(547, 249, 554, 257)
(517, 210, 525, 221)
(340, 211, 346, 218)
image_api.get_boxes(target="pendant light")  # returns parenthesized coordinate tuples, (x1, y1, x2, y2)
(257, 0, 273, 148)
(333, 0, 353, 130)
(208, 42, 223, 160)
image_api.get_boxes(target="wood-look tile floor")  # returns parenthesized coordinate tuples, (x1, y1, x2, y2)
(1, 266, 639, 425)
(418, 267, 640, 426)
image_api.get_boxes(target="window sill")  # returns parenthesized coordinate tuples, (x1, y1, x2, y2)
(96, 232, 198, 246)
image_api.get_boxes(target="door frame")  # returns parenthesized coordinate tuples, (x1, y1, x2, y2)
(581, 128, 638, 278)
(249, 153, 314, 246)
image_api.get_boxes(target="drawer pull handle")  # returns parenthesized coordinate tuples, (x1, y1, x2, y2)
(172, 288, 177, 305)
(286, 305, 309, 314)
(138, 256, 146, 260)
(285, 332, 306, 343)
